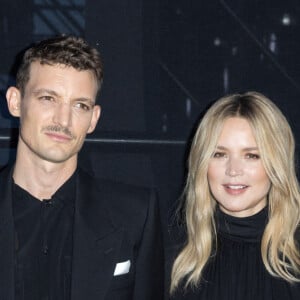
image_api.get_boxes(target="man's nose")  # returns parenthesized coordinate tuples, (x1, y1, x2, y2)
(53, 102, 72, 128)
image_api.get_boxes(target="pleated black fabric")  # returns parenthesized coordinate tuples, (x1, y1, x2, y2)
(171, 207, 300, 300)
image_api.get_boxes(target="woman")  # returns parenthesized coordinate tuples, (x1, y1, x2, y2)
(170, 92, 300, 299)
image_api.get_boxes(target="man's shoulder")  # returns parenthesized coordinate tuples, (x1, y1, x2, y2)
(77, 168, 156, 215)
(0, 164, 13, 177)
(78, 168, 153, 196)
(0, 165, 13, 188)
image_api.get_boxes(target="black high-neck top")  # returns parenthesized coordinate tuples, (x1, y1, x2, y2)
(171, 207, 300, 300)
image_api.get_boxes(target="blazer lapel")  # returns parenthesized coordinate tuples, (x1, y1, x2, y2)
(0, 166, 15, 299)
(71, 170, 123, 300)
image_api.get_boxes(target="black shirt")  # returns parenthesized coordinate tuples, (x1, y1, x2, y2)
(13, 172, 76, 300)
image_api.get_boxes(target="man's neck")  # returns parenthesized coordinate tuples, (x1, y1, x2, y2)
(13, 148, 77, 201)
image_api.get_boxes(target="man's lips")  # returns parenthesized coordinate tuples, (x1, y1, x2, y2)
(44, 132, 73, 142)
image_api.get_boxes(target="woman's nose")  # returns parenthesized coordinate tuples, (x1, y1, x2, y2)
(225, 157, 243, 177)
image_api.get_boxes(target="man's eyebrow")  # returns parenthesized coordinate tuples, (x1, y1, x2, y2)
(75, 97, 94, 103)
(32, 89, 95, 105)
(73, 97, 96, 107)
(32, 88, 59, 96)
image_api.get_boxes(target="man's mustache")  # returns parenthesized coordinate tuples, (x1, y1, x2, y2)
(42, 125, 75, 139)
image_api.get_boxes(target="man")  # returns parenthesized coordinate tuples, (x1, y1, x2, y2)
(0, 35, 164, 300)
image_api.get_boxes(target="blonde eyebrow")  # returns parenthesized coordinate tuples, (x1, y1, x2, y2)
(216, 145, 259, 151)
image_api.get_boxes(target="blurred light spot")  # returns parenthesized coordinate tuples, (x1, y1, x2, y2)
(282, 13, 291, 26)
(231, 46, 238, 56)
(214, 37, 221, 47)
(260, 53, 264, 61)
(176, 8, 182, 15)
(269, 33, 277, 54)
(186, 98, 191, 118)
(223, 67, 229, 93)
(162, 114, 168, 133)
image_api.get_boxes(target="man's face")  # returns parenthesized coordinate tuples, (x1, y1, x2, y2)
(8, 62, 100, 164)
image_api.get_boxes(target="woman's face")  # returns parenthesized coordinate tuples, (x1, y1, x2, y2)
(207, 117, 271, 217)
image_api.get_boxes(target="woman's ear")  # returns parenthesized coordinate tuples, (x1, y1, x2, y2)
(6, 86, 21, 117)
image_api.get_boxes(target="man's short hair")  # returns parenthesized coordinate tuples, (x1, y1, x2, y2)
(16, 35, 103, 96)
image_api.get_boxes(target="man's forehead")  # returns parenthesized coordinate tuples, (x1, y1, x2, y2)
(28, 62, 96, 83)
(25, 62, 98, 99)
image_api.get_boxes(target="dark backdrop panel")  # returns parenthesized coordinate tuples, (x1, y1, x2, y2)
(86, 0, 146, 133)
(0, 1, 300, 285)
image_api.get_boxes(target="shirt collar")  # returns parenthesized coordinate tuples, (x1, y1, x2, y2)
(13, 169, 77, 209)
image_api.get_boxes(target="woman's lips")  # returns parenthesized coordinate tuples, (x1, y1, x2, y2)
(223, 184, 249, 195)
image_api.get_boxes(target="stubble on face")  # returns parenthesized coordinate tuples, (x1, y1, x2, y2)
(17, 62, 99, 166)
(41, 125, 75, 139)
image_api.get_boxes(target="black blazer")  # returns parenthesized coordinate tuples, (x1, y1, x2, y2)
(0, 166, 164, 300)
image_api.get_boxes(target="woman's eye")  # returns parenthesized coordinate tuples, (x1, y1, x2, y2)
(213, 152, 226, 158)
(246, 153, 260, 159)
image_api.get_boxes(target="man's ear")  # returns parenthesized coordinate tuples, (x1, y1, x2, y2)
(6, 86, 21, 117)
(87, 104, 101, 134)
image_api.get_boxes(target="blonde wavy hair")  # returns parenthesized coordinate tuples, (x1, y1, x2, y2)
(170, 91, 300, 293)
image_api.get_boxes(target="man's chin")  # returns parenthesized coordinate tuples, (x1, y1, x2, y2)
(38, 151, 78, 164)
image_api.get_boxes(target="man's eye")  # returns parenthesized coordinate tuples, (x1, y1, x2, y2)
(74, 103, 91, 111)
(39, 96, 54, 101)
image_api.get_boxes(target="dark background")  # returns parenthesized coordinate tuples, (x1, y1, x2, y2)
(0, 0, 300, 282)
